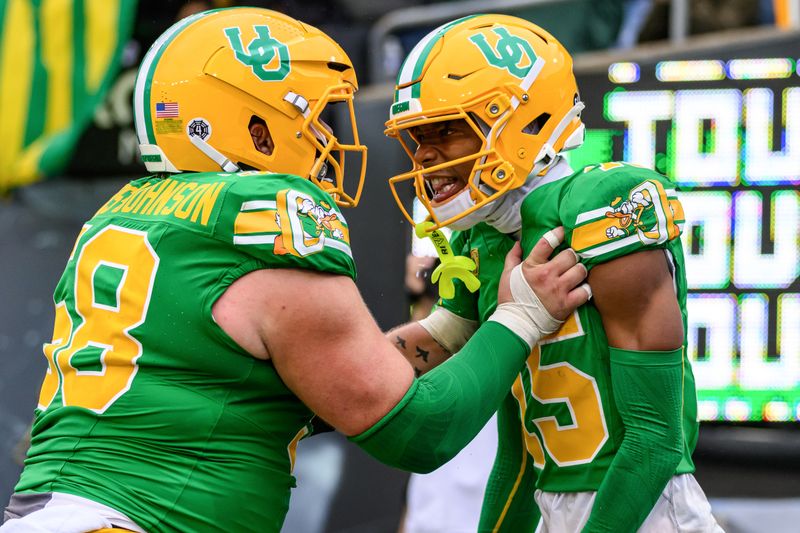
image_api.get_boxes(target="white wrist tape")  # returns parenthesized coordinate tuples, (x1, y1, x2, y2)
(487, 264, 563, 349)
(417, 308, 479, 354)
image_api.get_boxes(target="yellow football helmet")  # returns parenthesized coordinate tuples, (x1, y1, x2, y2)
(385, 14, 584, 229)
(134, 7, 366, 207)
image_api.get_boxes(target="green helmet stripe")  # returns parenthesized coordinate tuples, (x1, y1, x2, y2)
(394, 14, 481, 102)
(134, 9, 234, 145)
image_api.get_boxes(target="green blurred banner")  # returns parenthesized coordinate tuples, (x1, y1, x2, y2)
(0, 0, 137, 192)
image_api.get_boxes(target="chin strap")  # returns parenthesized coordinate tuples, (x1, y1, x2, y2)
(415, 221, 480, 299)
(479, 157, 576, 234)
(284, 91, 330, 182)
(480, 180, 535, 234)
(530, 101, 585, 176)
(188, 131, 240, 173)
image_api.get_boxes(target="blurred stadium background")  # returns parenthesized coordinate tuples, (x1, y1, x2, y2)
(1, 0, 799, 532)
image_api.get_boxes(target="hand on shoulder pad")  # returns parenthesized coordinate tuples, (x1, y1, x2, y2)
(489, 227, 591, 348)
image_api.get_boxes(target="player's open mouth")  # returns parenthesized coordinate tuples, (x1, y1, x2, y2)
(425, 175, 464, 204)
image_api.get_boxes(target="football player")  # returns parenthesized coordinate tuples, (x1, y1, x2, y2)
(1, 8, 590, 533)
(386, 14, 723, 533)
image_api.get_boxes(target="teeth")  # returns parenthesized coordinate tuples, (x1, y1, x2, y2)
(440, 182, 457, 196)
(427, 176, 462, 200)
(431, 177, 451, 190)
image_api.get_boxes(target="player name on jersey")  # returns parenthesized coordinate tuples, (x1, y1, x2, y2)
(96, 177, 226, 226)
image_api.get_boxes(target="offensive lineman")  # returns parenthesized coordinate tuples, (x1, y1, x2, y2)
(1, 8, 591, 533)
(386, 14, 723, 533)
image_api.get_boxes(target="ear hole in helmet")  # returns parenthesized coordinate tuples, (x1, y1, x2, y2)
(522, 113, 551, 136)
(249, 115, 274, 156)
(249, 116, 266, 127)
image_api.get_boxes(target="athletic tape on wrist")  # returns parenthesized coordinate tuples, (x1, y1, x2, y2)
(418, 308, 479, 354)
(487, 264, 563, 349)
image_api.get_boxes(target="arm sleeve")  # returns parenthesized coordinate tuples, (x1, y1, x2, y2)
(349, 321, 529, 473)
(479, 392, 540, 532)
(582, 347, 685, 533)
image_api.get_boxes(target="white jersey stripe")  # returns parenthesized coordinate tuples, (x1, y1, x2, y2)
(233, 232, 351, 258)
(577, 234, 640, 259)
(321, 237, 353, 258)
(233, 234, 277, 245)
(575, 206, 614, 225)
(240, 200, 277, 211)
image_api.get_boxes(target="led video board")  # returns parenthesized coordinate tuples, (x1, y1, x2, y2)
(570, 37, 800, 422)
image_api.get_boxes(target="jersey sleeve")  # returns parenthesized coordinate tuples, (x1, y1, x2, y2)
(562, 163, 685, 268)
(435, 229, 480, 321)
(217, 172, 357, 280)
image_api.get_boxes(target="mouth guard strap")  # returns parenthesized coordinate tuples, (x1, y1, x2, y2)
(415, 221, 481, 299)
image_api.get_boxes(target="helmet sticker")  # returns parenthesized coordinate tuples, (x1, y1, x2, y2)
(187, 118, 211, 140)
(154, 101, 183, 134)
(389, 98, 422, 119)
(468, 27, 537, 79)
(391, 100, 411, 116)
(223, 25, 291, 82)
(155, 101, 179, 118)
(155, 119, 183, 135)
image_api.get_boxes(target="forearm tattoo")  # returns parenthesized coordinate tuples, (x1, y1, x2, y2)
(415, 346, 429, 363)
(395, 334, 429, 366)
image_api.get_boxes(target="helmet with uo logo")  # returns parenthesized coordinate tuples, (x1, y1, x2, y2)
(134, 7, 366, 207)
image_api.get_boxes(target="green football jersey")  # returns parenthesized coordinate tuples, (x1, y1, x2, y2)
(438, 222, 516, 323)
(16, 171, 356, 532)
(441, 163, 698, 531)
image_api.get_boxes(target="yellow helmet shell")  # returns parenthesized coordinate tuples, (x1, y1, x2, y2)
(134, 7, 366, 206)
(385, 14, 584, 228)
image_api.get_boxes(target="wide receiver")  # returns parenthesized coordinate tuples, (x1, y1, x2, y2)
(386, 14, 723, 533)
(1, 8, 591, 533)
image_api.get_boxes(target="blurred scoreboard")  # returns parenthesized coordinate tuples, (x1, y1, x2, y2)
(570, 33, 800, 422)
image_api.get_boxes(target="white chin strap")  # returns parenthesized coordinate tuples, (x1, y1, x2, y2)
(431, 186, 497, 231)
(486, 157, 575, 233)
(529, 101, 585, 177)
(189, 135, 240, 173)
(430, 178, 534, 233)
(432, 157, 575, 233)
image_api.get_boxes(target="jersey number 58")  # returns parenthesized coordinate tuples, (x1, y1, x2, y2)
(38, 225, 159, 414)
